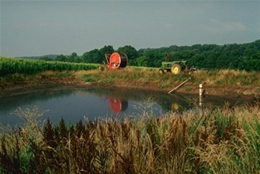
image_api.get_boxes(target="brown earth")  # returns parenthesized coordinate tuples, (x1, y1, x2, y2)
(0, 75, 259, 100)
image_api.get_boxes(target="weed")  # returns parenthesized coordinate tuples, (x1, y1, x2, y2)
(229, 75, 237, 84)
(158, 79, 171, 89)
(108, 77, 114, 83)
(83, 74, 98, 82)
(215, 80, 223, 85)
(255, 88, 260, 93)
(141, 81, 148, 86)
(185, 86, 191, 92)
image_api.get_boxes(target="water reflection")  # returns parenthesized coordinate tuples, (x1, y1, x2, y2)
(109, 98, 128, 114)
(0, 87, 252, 127)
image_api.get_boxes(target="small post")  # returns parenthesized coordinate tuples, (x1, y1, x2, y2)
(199, 84, 203, 106)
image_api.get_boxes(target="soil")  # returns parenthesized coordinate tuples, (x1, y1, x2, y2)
(0, 75, 259, 101)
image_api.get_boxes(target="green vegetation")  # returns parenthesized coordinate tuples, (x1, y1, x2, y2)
(1, 38, 260, 174)
(1, 56, 260, 91)
(0, 57, 98, 76)
(0, 104, 259, 173)
(1, 43, 260, 173)
(74, 68, 260, 89)
(35, 40, 260, 71)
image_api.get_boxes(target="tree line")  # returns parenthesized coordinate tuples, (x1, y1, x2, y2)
(39, 39, 260, 71)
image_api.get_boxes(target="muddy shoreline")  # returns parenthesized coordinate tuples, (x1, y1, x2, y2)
(0, 77, 259, 101)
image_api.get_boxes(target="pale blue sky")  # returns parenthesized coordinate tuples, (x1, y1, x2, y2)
(1, 0, 259, 57)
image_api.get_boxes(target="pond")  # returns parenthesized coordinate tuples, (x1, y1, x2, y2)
(0, 87, 251, 127)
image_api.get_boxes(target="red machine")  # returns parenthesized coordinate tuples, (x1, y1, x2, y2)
(104, 52, 128, 69)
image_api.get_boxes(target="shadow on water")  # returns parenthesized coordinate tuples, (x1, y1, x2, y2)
(0, 87, 254, 127)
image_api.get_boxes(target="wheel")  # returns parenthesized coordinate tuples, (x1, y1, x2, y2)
(159, 69, 165, 74)
(171, 64, 181, 75)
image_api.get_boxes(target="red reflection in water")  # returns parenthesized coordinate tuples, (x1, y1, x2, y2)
(109, 98, 128, 114)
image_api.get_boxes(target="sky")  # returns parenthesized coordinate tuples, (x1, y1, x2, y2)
(1, 0, 259, 57)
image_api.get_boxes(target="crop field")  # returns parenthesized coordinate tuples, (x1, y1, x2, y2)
(0, 57, 98, 76)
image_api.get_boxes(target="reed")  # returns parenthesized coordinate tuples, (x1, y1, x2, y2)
(0, 103, 259, 173)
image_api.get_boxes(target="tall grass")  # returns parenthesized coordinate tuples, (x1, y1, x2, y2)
(194, 69, 260, 86)
(77, 67, 192, 88)
(74, 68, 260, 89)
(0, 103, 259, 173)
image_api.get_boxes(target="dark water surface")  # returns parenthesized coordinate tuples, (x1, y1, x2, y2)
(0, 87, 251, 127)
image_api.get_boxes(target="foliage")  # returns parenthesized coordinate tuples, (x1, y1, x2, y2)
(49, 40, 260, 71)
(11, 40, 260, 71)
(117, 45, 139, 65)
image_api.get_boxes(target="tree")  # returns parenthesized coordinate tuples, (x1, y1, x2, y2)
(99, 45, 114, 56)
(56, 54, 66, 62)
(188, 54, 205, 69)
(172, 50, 195, 61)
(67, 52, 78, 62)
(117, 45, 139, 65)
(135, 56, 148, 67)
(216, 53, 228, 69)
(82, 49, 102, 63)
(204, 51, 220, 69)
(142, 50, 163, 67)
(39, 56, 53, 61)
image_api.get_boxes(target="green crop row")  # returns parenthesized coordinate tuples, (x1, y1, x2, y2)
(0, 57, 98, 76)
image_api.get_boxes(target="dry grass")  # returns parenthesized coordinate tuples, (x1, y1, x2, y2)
(41, 70, 56, 76)
(66, 68, 260, 90)
(192, 69, 260, 86)
(0, 103, 259, 173)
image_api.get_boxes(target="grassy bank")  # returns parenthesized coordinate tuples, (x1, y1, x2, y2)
(0, 104, 259, 173)
(1, 56, 260, 96)
(2, 68, 260, 95)
(79, 68, 260, 87)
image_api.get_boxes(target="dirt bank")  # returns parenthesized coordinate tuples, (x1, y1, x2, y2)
(0, 75, 259, 99)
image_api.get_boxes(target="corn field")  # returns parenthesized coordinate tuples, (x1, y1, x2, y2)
(0, 57, 98, 76)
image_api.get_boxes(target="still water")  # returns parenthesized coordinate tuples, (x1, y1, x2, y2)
(0, 87, 250, 127)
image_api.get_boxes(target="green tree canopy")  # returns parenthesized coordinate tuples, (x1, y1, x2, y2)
(82, 49, 102, 63)
(54, 39, 260, 71)
(56, 54, 66, 62)
(117, 45, 139, 65)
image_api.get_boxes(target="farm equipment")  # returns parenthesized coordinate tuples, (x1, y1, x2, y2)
(159, 54, 194, 75)
(159, 61, 189, 75)
(103, 52, 128, 70)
